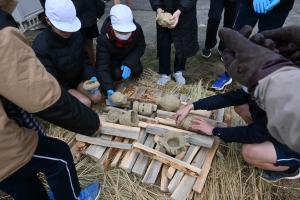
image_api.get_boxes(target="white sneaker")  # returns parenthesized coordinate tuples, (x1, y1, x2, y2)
(173, 71, 186, 85)
(157, 74, 171, 86)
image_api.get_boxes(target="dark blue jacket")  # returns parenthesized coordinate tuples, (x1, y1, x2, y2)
(33, 28, 94, 90)
(193, 89, 273, 144)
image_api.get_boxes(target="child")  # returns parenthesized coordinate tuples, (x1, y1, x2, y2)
(150, 0, 199, 86)
(95, 4, 146, 98)
(33, 0, 101, 108)
(175, 88, 300, 182)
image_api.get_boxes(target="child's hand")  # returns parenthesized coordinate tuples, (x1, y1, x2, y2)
(121, 65, 131, 79)
(169, 9, 181, 29)
(190, 117, 214, 135)
(107, 89, 114, 97)
(174, 104, 194, 125)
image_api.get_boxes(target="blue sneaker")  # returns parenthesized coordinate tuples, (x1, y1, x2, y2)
(78, 182, 101, 200)
(211, 73, 232, 90)
(48, 191, 55, 200)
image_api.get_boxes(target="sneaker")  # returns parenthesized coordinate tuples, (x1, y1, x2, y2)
(78, 182, 101, 200)
(48, 191, 55, 200)
(157, 74, 171, 86)
(217, 49, 224, 62)
(211, 73, 232, 90)
(261, 168, 300, 183)
(201, 48, 212, 59)
(173, 71, 186, 85)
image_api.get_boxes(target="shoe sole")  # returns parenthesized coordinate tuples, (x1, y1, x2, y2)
(94, 185, 102, 200)
(201, 53, 212, 59)
(261, 171, 300, 183)
(211, 78, 232, 91)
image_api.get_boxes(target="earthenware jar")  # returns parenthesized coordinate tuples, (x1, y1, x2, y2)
(119, 110, 139, 127)
(156, 94, 181, 112)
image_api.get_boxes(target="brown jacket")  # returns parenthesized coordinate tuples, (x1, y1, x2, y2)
(254, 66, 300, 153)
(0, 27, 61, 181)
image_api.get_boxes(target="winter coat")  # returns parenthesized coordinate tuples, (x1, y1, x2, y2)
(32, 28, 94, 90)
(95, 17, 146, 90)
(0, 9, 99, 181)
(149, 0, 199, 60)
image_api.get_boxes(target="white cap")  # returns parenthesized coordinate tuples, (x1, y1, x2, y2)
(110, 4, 136, 33)
(45, 0, 81, 32)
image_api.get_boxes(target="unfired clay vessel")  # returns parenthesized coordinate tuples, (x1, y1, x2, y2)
(83, 79, 100, 91)
(106, 110, 122, 123)
(119, 110, 139, 127)
(157, 12, 173, 27)
(158, 132, 186, 155)
(133, 101, 156, 116)
(156, 94, 181, 112)
(179, 115, 195, 130)
(111, 91, 127, 106)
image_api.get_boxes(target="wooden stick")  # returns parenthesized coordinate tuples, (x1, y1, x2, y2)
(156, 109, 211, 119)
(168, 145, 200, 192)
(110, 138, 130, 168)
(119, 129, 148, 172)
(100, 137, 124, 171)
(160, 165, 169, 192)
(76, 134, 132, 150)
(100, 121, 140, 140)
(84, 135, 113, 160)
(193, 139, 220, 193)
(167, 150, 187, 179)
(132, 142, 202, 177)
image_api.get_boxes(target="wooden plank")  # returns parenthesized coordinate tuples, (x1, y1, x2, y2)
(119, 129, 148, 172)
(156, 109, 211, 119)
(134, 87, 147, 99)
(167, 150, 188, 179)
(171, 148, 209, 200)
(132, 135, 155, 177)
(110, 138, 130, 168)
(100, 121, 140, 140)
(167, 145, 200, 192)
(142, 144, 164, 185)
(85, 135, 113, 160)
(76, 134, 132, 150)
(160, 165, 169, 192)
(145, 124, 214, 148)
(132, 142, 202, 177)
(193, 140, 220, 193)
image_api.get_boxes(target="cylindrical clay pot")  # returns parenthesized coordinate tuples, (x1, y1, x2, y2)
(179, 115, 195, 130)
(119, 110, 139, 127)
(158, 132, 186, 156)
(106, 110, 122, 123)
(133, 101, 156, 116)
(156, 94, 181, 112)
(111, 91, 127, 106)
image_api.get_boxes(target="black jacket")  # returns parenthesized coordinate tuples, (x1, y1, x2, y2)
(95, 17, 146, 90)
(149, 0, 199, 60)
(246, 0, 294, 12)
(193, 89, 272, 144)
(33, 28, 94, 90)
(1, 9, 99, 136)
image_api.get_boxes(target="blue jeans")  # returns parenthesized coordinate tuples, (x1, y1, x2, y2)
(234, 0, 292, 32)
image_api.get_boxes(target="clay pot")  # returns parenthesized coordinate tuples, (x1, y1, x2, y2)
(111, 91, 127, 106)
(157, 12, 173, 27)
(156, 95, 181, 112)
(179, 115, 195, 130)
(106, 110, 122, 123)
(158, 132, 186, 156)
(83, 80, 100, 91)
(133, 101, 156, 116)
(119, 110, 139, 127)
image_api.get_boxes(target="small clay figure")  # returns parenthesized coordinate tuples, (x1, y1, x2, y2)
(158, 132, 186, 155)
(156, 94, 181, 112)
(110, 91, 128, 106)
(157, 12, 173, 27)
(106, 110, 122, 123)
(133, 101, 157, 116)
(119, 110, 139, 127)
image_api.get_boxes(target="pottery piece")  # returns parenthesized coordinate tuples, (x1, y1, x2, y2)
(110, 91, 127, 106)
(158, 132, 186, 156)
(119, 110, 139, 127)
(83, 79, 100, 91)
(132, 101, 156, 116)
(157, 12, 173, 27)
(179, 115, 195, 130)
(156, 94, 181, 112)
(105, 110, 122, 123)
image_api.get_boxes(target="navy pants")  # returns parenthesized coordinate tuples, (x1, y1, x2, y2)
(0, 135, 80, 200)
(234, 0, 292, 32)
(157, 27, 187, 75)
(205, 0, 239, 51)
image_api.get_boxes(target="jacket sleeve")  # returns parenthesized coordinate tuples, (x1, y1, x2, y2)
(149, 0, 165, 11)
(0, 27, 99, 135)
(212, 117, 272, 144)
(95, 36, 113, 91)
(178, 0, 197, 12)
(193, 89, 251, 110)
(80, 35, 95, 81)
(122, 27, 146, 72)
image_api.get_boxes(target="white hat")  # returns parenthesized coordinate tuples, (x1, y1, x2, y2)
(110, 4, 136, 33)
(45, 0, 81, 32)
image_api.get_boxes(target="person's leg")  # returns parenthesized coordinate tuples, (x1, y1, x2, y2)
(234, 104, 253, 124)
(158, 27, 172, 76)
(242, 142, 289, 171)
(257, 9, 291, 32)
(68, 89, 92, 107)
(77, 82, 102, 104)
(0, 174, 48, 200)
(173, 56, 187, 85)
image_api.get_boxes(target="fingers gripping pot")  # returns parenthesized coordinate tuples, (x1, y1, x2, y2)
(179, 115, 194, 131)
(157, 12, 173, 27)
(132, 101, 157, 116)
(156, 95, 181, 112)
(83, 80, 100, 94)
(157, 132, 187, 156)
(119, 110, 139, 127)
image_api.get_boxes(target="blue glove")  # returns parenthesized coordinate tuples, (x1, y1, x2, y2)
(265, 0, 280, 12)
(107, 89, 114, 97)
(253, 0, 269, 14)
(121, 65, 131, 79)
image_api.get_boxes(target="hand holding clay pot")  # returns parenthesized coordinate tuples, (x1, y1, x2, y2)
(83, 77, 100, 95)
(175, 104, 194, 125)
(156, 10, 174, 28)
(190, 116, 214, 135)
(110, 91, 128, 106)
(156, 94, 181, 112)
